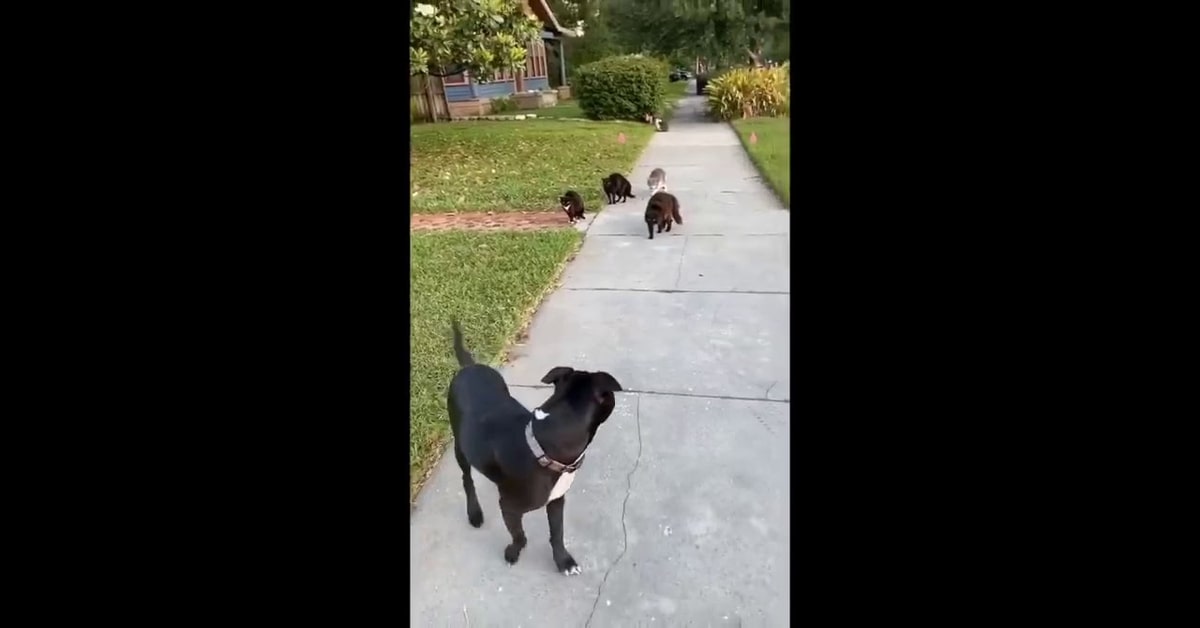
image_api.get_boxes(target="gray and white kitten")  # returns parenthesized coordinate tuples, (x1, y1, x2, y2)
(647, 168, 668, 194)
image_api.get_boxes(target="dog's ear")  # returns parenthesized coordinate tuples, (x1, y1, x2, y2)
(590, 371, 623, 394)
(541, 366, 575, 385)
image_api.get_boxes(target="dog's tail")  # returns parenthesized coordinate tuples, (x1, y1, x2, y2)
(451, 320, 475, 367)
(672, 204, 683, 225)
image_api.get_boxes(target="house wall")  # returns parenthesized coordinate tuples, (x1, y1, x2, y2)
(444, 36, 554, 104)
(475, 81, 516, 99)
(447, 78, 530, 102)
(444, 85, 475, 103)
(448, 100, 491, 118)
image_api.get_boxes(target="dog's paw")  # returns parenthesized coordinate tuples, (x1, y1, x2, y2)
(504, 544, 523, 564)
(467, 507, 483, 528)
(555, 553, 579, 575)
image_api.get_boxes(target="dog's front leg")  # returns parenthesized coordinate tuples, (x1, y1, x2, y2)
(546, 496, 580, 575)
(453, 443, 483, 527)
(500, 506, 527, 564)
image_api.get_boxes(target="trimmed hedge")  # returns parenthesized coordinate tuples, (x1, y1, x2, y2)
(575, 55, 668, 121)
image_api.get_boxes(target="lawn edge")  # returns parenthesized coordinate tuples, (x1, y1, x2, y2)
(729, 119, 791, 209)
(496, 232, 584, 367)
(408, 229, 586, 508)
(410, 121, 655, 215)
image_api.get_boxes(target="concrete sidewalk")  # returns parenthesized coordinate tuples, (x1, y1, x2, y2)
(411, 86, 790, 627)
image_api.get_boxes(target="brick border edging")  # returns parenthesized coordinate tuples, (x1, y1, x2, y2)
(449, 115, 645, 124)
(408, 209, 602, 233)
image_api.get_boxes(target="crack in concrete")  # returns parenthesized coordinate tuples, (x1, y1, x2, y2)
(673, 236, 688, 289)
(766, 380, 778, 397)
(584, 394, 643, 628)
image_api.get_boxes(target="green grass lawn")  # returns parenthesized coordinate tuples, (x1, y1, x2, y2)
(731, 117, 791, 208)
(411, 120, 654, 214)
(410, 229, 582, 501)
(533, 101, 585, 119)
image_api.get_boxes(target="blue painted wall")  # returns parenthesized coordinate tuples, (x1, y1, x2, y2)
(474, 81, 516, 99)
(444, 84, 474, 103)
(447, 78, 550, 102)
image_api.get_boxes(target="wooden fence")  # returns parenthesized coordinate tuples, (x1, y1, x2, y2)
(410, 74, 449, 123)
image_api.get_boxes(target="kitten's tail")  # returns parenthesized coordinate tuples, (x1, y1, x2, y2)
(672, 204, 683, 225)
(451, 320, 475, 367)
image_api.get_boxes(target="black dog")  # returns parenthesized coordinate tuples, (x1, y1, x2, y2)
(447, 321, 623, 574)
(559, 190, 585, 223)
(644, 191, 683, 239)
(601, 173, 635, 204)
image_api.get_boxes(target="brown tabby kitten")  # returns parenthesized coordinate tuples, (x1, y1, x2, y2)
(644, 191, 683, 240)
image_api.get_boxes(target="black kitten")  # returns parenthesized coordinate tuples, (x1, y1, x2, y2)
(601, 173, 635, 204)
(559, 190, 585, 223)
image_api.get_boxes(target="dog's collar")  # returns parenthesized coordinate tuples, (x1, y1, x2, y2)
(525, 419, 585, 473)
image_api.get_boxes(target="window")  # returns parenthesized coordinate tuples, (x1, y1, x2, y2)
(442, 67, 468, 85)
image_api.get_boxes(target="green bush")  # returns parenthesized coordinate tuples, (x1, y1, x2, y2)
(705, 67, 790, 121)
(490, 96, 518, 113)
(575, 54, 668, 121)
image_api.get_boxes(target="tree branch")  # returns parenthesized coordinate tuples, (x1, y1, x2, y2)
(414, 63, 469, 78)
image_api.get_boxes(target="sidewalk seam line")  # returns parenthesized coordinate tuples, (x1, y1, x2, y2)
(563, 287, 788, 295)
(508, 383, 789, 405)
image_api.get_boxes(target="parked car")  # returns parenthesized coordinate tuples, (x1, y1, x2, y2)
(668, 68, 694, 82)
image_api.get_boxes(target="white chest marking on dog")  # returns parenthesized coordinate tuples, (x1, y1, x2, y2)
(533, 408, 549, 420)
(548, 470, 576, 501)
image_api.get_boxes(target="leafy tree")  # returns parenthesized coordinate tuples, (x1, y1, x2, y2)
(410, 0, 543, 81)
(547, 0, 625, 78)
(608, 0, 789, 69)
